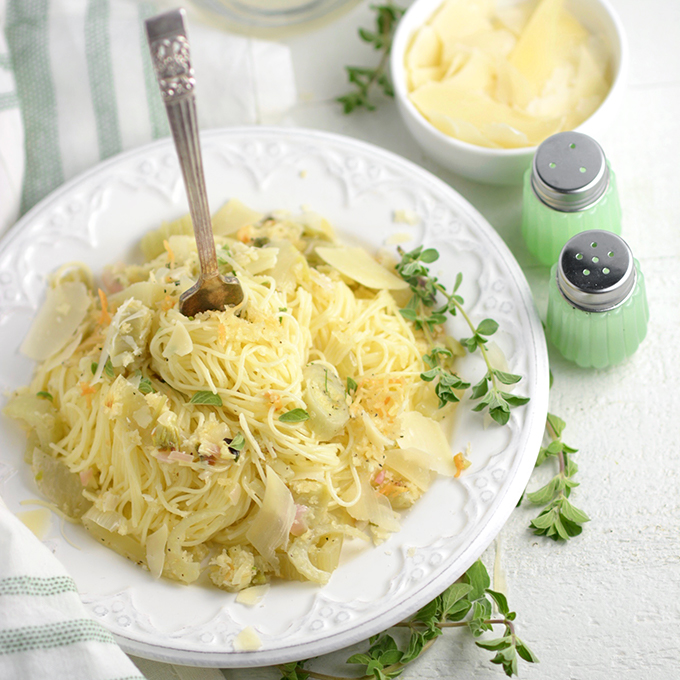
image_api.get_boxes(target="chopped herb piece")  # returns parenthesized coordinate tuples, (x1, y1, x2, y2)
(190, 391, 223, 406)
(229, 432, 246, 451)
(278, 408, 310, 423)
(91, 360, 114, 378)
(224, 432, 246, 462)
(346, 376, 358, 395)
(36, 391, 53, 402)
(138, 377, 156, 395)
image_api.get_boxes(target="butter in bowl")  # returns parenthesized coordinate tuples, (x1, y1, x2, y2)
(391, 0, 628, 184)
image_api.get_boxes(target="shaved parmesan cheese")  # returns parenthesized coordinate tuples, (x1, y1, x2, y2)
(32, 449, 91, 519)
(404, 0, 612, 149)
(385, 232, 414, 246)
(299, 211, 336, 239)
(235, 584, 270, 606)
(140, 214, 193, 260)
(430, 0, 493, 42)
(132, 404, 153, 429)
(233, 626, 262, 652)
(21, 282, 90, 361)
(165, 235, 196, 264)
(411, 83, 562, 147)
(509, 0, 563, 93)
(212, 199, 264, 236)
(16, 508, 52, 540)
(266, 240, 305, 291)
(242, 246, 278, 275)
(146, 524, 169, 578)
(442, 49, 496, 93)
(93, 299, 153, 381)
(43, 331, 83, 372)
(494, 61, 534, 109)
(555, 8, 590, 57)
(316, 246, 408, 290)
(406, 25, 442, 69)
(496, 1, 534, 36)
(108, 282, 165, 309)
(456, 27, 517, 59)
(347, 479, 401, 533)
(409, 65, 445, 90)
(393, 210, 420, 226)
(245, 466, 296, 560)
(385, 447, 436, 491)
(162, 321, 193, 358)
(398, 411, 456, 477)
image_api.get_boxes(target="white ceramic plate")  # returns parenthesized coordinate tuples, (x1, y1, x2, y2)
(0, 127, 548, 667)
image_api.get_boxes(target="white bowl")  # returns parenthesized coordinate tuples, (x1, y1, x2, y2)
(391, 0, 629, 185)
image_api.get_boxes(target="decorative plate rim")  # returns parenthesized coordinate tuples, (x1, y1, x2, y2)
(0, 126, 549, 667)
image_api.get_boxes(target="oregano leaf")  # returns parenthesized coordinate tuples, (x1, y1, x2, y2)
(546, 412, 566, 438)
(278, 408, 310, 423)
(476, 318, 499, 336)
(465, 560, 490, 600)
(190, 391, 222, 406)
(486, 589, 511, 617)
(493, 369, 522, 385)
(476, 636, 512, 651)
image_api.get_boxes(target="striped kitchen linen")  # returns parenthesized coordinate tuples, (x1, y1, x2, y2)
(0, 498, 148, 680)
(0, 0, 297, 236)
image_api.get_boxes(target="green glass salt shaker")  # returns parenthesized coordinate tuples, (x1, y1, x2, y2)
(522, 131, 622, 266)
(546, 230, 648, 369)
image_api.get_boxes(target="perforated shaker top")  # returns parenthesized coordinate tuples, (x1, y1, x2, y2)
(557, 230, 637, 312)
(531, 132, 610, 212)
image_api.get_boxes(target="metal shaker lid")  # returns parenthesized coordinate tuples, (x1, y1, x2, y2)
(531, 132, 610, 212)
(557, 230, 636, 312)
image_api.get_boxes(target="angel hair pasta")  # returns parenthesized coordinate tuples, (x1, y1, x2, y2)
(6, 200, 461, 591)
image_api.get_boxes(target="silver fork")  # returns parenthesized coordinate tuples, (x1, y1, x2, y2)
(145, 9, 244, 316)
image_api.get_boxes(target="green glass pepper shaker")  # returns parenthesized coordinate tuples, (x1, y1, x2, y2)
(546, 230, 648, 369)
(522, 131, 622, 266)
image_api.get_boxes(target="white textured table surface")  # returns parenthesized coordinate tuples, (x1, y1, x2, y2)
(135, 0, 680, 678)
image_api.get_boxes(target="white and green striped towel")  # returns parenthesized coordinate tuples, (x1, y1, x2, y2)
(0, 0, 297, 235)
(0, 498, 148, 679)
(0, 1, 296, 677)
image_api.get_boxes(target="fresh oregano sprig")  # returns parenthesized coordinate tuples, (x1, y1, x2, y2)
(277, 560, 536, 680)
(421, 351, 470, 409)
(395, 245, 529, 425)
(526, 413, 589, 540)
(337, 3, 405, 114)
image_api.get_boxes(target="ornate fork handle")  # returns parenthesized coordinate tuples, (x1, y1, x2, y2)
(145, 9, 218, 280)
